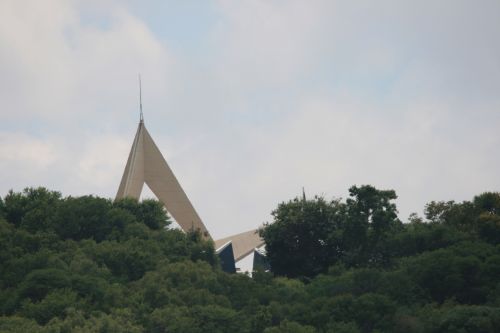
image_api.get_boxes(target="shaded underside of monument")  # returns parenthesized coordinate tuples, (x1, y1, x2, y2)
(214, 229, 264, 262)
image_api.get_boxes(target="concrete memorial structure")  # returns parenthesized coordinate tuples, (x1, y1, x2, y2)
(115, 118, 211, 238)
(214, 229, 263, 262)
(116, 89, 264, 272)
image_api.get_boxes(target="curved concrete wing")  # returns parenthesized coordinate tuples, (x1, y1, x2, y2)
(215, 229, 264, 262)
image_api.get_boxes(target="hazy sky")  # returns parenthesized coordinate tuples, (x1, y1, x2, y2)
(1, 0, 499, 239)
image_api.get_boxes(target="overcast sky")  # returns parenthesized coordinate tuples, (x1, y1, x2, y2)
(1, 0, 499, 239)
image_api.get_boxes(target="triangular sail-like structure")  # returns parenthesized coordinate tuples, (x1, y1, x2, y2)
(116, 120, 211, 237)
(116, 118, 265, 271)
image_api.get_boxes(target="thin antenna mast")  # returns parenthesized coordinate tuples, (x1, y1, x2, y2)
(139, 74, 143, 123)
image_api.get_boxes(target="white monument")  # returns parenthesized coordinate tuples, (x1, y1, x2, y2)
(116, 81, 264, 270)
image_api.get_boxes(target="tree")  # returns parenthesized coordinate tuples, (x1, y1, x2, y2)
(474, 193, 500, 244)
(260, 196, 343, 278)
(114, 197, 171, 230)
(21, 289, 78, 324)
(52, 195, 112, 241)
(0, 197, 5, 219)
(425, 305, 500, 333)
(424, 192, 500, 244)
(342, 185, 401, 267)
(264, 320, 316, 333)
(2, 187, 500, 332)
(2, 188, 61, 231)
(260, 185, 401, 278)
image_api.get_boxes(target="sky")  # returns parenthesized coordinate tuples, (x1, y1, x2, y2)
(1, 0, 499, 239)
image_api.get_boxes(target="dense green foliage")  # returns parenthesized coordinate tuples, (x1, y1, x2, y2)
(1, 186, 500, 332)
(260, 186, 401, 277)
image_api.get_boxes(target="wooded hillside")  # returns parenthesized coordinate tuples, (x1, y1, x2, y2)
(0, 187, 499, 332)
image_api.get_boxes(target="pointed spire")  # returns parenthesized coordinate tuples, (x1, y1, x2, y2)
(302, 187, 306, 201)
(116, 122, 212, 239)
(138, 74, 144, 123)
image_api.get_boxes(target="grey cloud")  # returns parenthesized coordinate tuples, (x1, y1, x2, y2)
(0, 0, 499, 239)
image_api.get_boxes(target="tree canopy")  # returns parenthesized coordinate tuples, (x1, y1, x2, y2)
(0, 186, 499, 333)
(260, 185, 403, 278)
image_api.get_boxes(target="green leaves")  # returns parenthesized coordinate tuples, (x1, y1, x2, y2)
(3, 188, 61, 231)
(1, 187, 500, 332)
(21, 289, 78, 325)
(261, 185, 402, 278)
(1, 188, 173, 242)
(0, 188, 218, 331)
